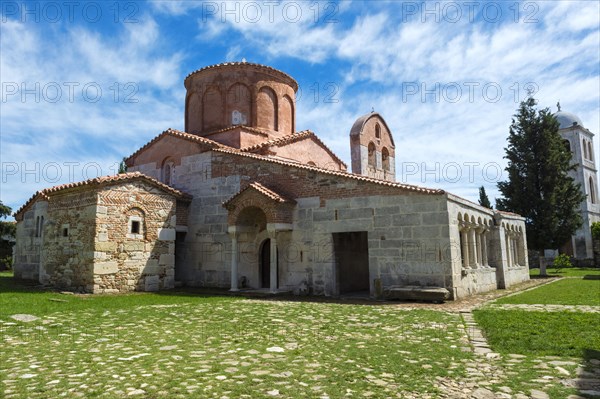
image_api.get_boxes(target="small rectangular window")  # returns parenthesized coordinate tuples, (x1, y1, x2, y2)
(62, 227, 69, 237)
(131, 220, 140, 234)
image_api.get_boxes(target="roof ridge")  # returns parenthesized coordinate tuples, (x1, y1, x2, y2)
(202, 125, 269, 138)
(14, 172, 191, 219)
(213, 148, 444, 195)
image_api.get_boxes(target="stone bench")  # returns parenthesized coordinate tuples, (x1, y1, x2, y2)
(384, 286, 450, 303)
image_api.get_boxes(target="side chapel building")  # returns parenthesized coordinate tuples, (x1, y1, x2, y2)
(13, 62, 533, 299)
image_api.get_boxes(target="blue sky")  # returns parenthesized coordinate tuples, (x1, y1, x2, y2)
(1, 0, 599, 217)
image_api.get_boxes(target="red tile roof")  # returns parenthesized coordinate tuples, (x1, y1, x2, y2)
(14, 172, 191, 220)
(223, 182, 295, 207)
(184, 62, 298, 92)
(239, 130, 347, 168)
(213, 147, 444, 195)
(125, 128, 223, 166)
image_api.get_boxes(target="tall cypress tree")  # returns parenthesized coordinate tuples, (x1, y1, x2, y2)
(496, 97, 585, 251)
(478, 186, 492, 208)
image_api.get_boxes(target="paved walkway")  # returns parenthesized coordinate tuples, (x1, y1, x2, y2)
(441, 295, 600, 399)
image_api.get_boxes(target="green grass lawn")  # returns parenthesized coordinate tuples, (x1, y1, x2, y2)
(473, 309, 600, 358)
(529, 267, 600, 277)
(1, 272, 595, 399)
(0, 272, 473, 398)
(495, 278, 600, 306)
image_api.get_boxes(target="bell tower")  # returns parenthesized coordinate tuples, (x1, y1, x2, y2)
(556, 106, 600, 259)
(349, 112, 396, 182)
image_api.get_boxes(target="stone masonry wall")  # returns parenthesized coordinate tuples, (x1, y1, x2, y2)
(43, 189, 97, 291)
(13, 200, 48, 281)
(93, 182, 178, 293)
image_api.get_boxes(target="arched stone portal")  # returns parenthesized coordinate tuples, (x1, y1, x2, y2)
(223, 182, 295, 293)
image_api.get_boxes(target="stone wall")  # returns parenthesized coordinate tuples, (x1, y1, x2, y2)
(43, 189, 97, 291)
(13, 200, 48, 281)
(93, 182, 178, 293)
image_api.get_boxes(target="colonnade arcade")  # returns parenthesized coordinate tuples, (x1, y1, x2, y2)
(502, 221, 526, 267)
(458, 212, 526, 270)
(458, 213, 492, 269)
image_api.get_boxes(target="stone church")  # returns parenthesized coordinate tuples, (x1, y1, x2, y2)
(13, 62, 531, 300)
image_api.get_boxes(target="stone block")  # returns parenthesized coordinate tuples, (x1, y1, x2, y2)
(94, 261, 118, 275)
(97, 206, 108, 215)
(385, 286, 450, 302)
(338, 208, 373, 220)
(143, 259, 160, 275)
(313, 210, 333, 222)
(393, 213, 421, 226)
(124, 242, 145, 251)
(157, 228, 176, 241)
(421, 212, 449, 226)
(96, 242, 117, 252)
(159, 254, 175, 266)
(375, 206, 400, 216)
(97, 232, 108, 242)
(145, 275, 159, 291)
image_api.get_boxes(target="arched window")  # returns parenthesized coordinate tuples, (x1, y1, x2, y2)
(588, 141, 594, 161)
(382, 147, 390, 171)
(590, 177, 596, 204)
(375, 123, 381, 139)
(583, 140, 588, 159)
(367, 142, 376, 168)
(162, 159, 175, 186)
(563, 139, 571, 153)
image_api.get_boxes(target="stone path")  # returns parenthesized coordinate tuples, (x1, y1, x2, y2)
(443, 306, 600, 399)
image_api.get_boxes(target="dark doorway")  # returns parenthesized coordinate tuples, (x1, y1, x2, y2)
(333, 232, 370, 294)
(260, 239, 271, 288)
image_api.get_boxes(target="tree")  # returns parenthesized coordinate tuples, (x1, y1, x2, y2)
(496, 97, 586, 251)
(478, 186, 492, 208)
(0, 201, 15, 270)
(0, 201, 15, 237)
(118, 157, 128, 174)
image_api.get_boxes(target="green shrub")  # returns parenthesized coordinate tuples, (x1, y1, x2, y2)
(0, 256, 12, 271)
(553, 253, 572, 270)
(592, 222, 600, 240)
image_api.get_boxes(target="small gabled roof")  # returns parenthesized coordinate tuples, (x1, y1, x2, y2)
(223, 182, 295, 208)
(125, 128, 224, 166)
(240, 130, 347, 168)
(14, 172, 191, 220)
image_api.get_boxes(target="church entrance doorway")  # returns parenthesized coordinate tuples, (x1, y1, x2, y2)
(333, 231, 370, 295)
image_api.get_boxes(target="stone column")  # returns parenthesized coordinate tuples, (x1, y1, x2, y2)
(481, 230, 488, 267)
(469, 228, 477, 268)
(475, 229, 483, 267)
(269, 233, 278, 293)
(506, 234, 513, 267)
(228, 228, 239, 292)
(460, 229, 470, 268)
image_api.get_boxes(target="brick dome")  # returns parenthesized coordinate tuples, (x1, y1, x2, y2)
(184, 62, 298, 137)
